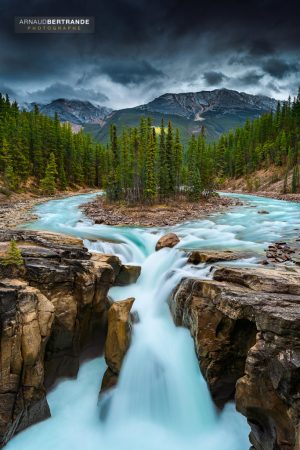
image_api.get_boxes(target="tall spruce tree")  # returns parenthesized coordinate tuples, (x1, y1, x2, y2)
(158, 119, 168, 200)
(144, 129, 157, 203)
(40, 152, 58, 194)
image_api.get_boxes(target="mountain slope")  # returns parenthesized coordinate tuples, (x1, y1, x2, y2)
(25, 99, 112, 126)
(90, 89, 277, 143)
(137, 89, 276, 119)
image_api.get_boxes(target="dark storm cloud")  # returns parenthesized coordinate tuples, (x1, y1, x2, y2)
(248, 40, 275, 57)
(102, 60, 164, 86)
(262, 58, 299, 79)
(266, 82, 281, 94)
(0, 84, 16, 97)
(203, 71, 227, 86)
(80, 60, 165, 86)
(237, 71, 265, 86)
(28, 83, 108, 104)
(0, 0, 300, 106)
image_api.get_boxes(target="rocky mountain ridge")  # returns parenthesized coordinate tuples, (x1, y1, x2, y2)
(23, 99, 112, 126)
(137, 88, 277, 121)
(93, 88, 278, 142)
(23, 89, 278, 142)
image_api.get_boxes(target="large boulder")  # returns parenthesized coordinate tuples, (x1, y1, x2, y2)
(187, 249, 253, 264)
(171, 265, 300, 450)
(115, 265, 141, 286)
(101, 297, 135, 392)
(155, 233, 180, 251)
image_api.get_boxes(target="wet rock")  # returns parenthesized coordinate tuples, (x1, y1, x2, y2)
(0, 279, 55, 447)
(104, 297, 135, 374)
(155, 233, 180, 251)
(100, 367, 118, 392)
(0, 229, 123, 446)
(265, 240, 300, 265)
(115, 264, 141, 286)
(101, 298, 135, 393)
(258, 210, 269, 214)
(187, 249, 253, 264)
(82, 195, 238, 227)
(213, 266, 300, 295)
(171, 265, 300, 450)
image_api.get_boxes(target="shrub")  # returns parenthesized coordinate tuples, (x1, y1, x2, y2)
(2, 240, 24, 266)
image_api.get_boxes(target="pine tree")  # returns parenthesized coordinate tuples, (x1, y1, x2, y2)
(158, 119, 168, 200)
(2, 240, 24, 266)
(144, 129, 157, 203)
(40, 152, 58, 194)
(174, 129, 183, 196)
(185, 134, 203, 200)
(165, 121, 175, 195)
(190, 169, 202, 201)
(5, 161, 18, 190)
(0, 138, 9, 172)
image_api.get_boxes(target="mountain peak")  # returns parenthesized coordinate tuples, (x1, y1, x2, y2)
(24, 98, 113, 125)
(138, 88, 277, 120)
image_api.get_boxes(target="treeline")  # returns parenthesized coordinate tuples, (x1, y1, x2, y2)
(0, 93, 215, 201)
(7, 89, 299, 201)
(106, 118, 214, 203)
(210, 89, 300, 192)
(0, 93, 109, 193)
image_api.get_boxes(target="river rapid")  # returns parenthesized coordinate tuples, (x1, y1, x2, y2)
(6, 192, 300, 450)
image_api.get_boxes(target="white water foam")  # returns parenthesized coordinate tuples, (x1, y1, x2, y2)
(9, 191, 300, 450)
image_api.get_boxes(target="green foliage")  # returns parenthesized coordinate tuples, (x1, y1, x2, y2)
(210, 91, 300, 193)
(0, 92, 217, 202)
(144, 129, 157, 203)
(0, 93, 110, 191)
(40, 152, 58, 194)
(2, 240, 24, 266)
(105, 117, 213, 203)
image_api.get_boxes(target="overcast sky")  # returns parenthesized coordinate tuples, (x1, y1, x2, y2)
(1, 0, 300, 108)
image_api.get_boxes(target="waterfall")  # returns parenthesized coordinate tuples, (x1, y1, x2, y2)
(9, 191, 300, 450)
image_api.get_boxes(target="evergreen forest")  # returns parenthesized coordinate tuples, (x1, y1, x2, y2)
(0, 90, 300, 200)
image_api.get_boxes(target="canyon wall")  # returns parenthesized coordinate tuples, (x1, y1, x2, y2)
(0, 230, 139, 447)
(171, 264, 300, 450)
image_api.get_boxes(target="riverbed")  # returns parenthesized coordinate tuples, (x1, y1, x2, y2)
(6, 192, 300, 450)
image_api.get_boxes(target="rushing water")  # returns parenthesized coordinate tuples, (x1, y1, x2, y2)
(7, 192, 300, 450)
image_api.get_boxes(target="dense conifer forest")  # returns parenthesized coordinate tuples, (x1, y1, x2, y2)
(0, 94, 214, 201)
(105, 118, 214, 203)
(210, 89, 300, 193)
(0, 93, 108, 194)
(0, 90, 300, 199)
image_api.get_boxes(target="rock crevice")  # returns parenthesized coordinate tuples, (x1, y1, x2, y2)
(171, 265, 300, 450)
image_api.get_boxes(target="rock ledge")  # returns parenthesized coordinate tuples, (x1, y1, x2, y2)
(171, 265, 300, 450)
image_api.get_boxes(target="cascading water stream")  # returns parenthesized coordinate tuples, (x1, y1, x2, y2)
(7, 192, 300, 450)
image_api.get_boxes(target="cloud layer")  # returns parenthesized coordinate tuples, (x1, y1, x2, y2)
(1, 0, 300, 108)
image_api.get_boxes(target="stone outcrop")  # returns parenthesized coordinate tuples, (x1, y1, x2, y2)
(171, 265, 300, 450)
(0, 229, 139, 447)
(265, 240, 300, 265)
(155, 233, 180, 251)
(101, 298, 135, 392)
(115, 265, 141, 286)
(187, 249, 253, 264)
(0, 279, 54, 444)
